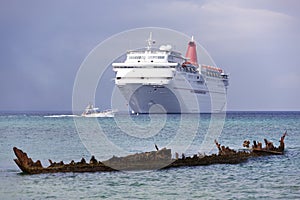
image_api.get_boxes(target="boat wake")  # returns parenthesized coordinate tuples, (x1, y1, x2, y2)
(44, 114, 114, 118)
(43, 115, 79, 118)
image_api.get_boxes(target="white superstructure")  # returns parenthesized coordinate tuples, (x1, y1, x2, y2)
(112, 34, 229, 113)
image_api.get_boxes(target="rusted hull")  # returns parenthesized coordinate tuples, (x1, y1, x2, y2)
(13, 133, 286, 174)
(252, 149, 284, 156)
(13, 147, 116, 174)
(12, 148, 279, 175)
(164, 152, 252, 169)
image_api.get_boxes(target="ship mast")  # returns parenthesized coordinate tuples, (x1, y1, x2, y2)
(146, 32, 155, 50)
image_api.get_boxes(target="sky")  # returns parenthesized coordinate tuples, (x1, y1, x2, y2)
(0, 0, 299, 111)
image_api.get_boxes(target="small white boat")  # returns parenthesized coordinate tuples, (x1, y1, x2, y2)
(82, 103, 114, 118)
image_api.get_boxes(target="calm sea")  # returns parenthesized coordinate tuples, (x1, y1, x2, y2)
(0, 112, 299, 199)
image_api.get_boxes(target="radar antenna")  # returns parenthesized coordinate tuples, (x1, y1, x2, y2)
(146, 32, 155, 50)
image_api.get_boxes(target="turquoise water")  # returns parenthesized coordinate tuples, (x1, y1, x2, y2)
(0, 112, 299, 199)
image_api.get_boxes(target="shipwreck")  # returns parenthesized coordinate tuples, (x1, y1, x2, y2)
(13, 132, 286, 174)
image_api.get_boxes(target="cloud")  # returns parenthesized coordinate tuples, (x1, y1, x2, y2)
(200, 2, 293, 34)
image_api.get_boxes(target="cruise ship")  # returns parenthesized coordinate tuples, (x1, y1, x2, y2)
(112, 33, 229, 113)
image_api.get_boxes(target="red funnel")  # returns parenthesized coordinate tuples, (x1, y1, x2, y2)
(185, 36, 198, 66)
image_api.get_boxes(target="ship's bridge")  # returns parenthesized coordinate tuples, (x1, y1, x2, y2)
(112, 48, 180, 69)
(112, 49, 180, 85)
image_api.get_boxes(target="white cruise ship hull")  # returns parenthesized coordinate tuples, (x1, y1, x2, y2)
(116, 75, 226, 114)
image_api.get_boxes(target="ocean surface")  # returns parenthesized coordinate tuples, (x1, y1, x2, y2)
(0, 111, 299, 199)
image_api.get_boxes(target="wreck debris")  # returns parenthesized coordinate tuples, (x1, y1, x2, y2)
(103, 148, 173, 170)
(214, 140, 237, 156)
(13, 147, 116, 174)
(250, 132, 286, 155)
(13, 132, 287, 174)
(278, 131, 287, 152)
(243, 140, 250, 148)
